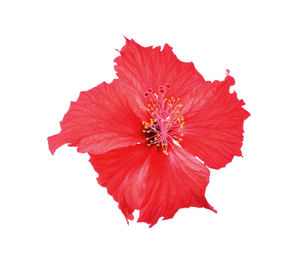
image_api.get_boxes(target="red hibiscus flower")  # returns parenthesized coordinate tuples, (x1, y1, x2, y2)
(48, 38, 250, 227)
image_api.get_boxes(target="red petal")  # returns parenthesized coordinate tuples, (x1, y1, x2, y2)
(114, 38, 205, 103)
(89, 144, 215, 227)
(138, 146, 215, 227)
(48, 80, 145, 155)
(181, 75, 250, 169)
(89, 144, 151, 221)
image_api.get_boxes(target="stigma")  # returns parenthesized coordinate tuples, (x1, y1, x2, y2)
(140, 85, 185, 155)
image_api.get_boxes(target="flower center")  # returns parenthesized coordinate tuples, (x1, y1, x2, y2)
(140, 85, 185, 155)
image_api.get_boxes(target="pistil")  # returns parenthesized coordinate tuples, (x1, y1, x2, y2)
(140, 85, 185, 155)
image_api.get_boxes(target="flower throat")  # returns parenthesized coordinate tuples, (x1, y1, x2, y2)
(140, 85, 185, 155)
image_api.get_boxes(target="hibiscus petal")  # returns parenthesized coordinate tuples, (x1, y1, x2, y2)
(181, 75, 250, 169)
(48, 80, 145, 155)
(138, 145, 216, 227)
(89, 144, 215, 227)
(89, 144, 151, 222)
(114, 38, 205, 104)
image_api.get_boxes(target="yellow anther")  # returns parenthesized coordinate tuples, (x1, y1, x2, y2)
(142, 91, 185, 153)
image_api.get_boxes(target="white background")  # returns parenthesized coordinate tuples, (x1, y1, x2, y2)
(1, 0, 299, 263)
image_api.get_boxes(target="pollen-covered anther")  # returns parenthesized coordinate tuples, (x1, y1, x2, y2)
(141, 85, 185, 155)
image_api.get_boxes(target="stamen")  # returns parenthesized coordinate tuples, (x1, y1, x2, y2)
(141, 85, 185, 155)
